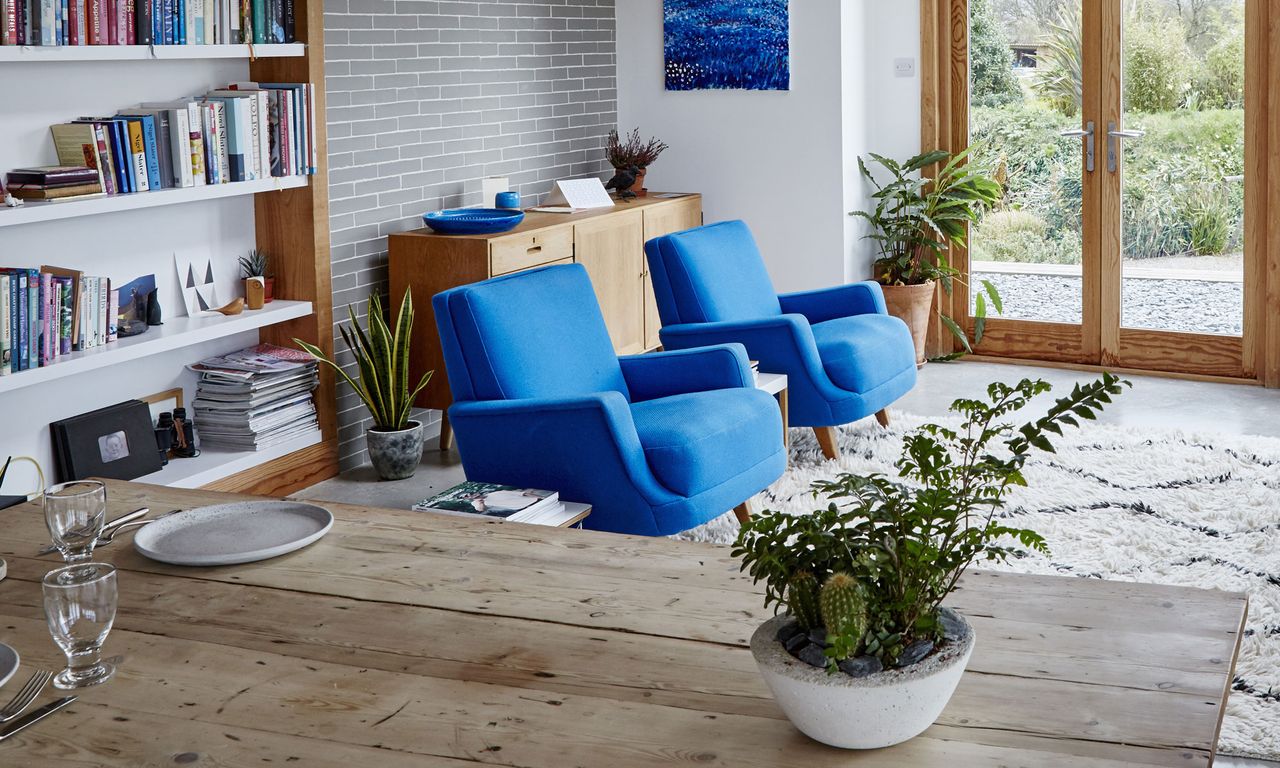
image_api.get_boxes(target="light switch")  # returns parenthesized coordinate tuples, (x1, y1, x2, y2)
(894, 58, 916, 78)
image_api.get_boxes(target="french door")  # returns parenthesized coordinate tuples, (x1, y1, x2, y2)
(942, 0, 1264, 380)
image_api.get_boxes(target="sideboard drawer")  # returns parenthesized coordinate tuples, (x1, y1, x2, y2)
(490, 227, 574, 275)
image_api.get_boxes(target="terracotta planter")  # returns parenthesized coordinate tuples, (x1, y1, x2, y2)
(264, 276, 275, 304)
(881, 282, 936, 365)
(615, 166, 649, 197)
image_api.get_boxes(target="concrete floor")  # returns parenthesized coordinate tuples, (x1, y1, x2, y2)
(293, 360, 1280, 767)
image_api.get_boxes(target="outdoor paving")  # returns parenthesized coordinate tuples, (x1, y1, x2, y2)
(972, 271, 1244, 336)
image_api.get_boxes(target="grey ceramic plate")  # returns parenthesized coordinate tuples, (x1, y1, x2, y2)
(0, 643, 18, 690)
(132, 501, 334, 567)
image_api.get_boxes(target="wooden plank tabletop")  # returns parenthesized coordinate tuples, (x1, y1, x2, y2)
(0, 480, 1248, 767)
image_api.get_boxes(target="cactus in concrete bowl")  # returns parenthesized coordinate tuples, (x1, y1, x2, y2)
(820, 572, 868, 668)
(786, 571, 822, 630)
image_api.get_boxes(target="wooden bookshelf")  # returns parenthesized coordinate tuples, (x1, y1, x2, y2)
(0, 43, 305, 62)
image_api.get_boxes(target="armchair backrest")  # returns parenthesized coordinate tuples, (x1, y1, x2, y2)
(433, 264, 631, 402)
(644, 220, 782, 326)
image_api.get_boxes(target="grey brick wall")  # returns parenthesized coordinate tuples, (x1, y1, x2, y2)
(323, 0, 618, 470)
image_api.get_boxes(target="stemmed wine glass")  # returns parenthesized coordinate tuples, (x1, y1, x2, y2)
(42, 480, 107, 565)
(42, 562, 118, 689)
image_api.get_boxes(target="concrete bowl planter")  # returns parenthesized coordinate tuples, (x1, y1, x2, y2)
(366, 421, 424, 481)
(749, 609, 975, 749)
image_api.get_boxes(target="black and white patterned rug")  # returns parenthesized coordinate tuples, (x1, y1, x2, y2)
(678, 413, 1280, 761)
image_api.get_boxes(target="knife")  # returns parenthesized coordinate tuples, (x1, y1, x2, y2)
(0, 696, 77, 742)
(37, 507, 150, 556)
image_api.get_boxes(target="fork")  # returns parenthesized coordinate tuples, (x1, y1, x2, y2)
(0, 670, 52, 723)
(95, 509, 184, 547)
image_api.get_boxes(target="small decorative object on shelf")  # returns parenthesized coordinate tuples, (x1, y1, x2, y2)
(851, 149, 1003, 363)
(495, 191, 521, 210)
(168, 408, 200, 458)
(238, 250, 272, 309)
(735, 374, 1129, 749)
(296, 290, 433, 481)
(422, 208, 525, 236)
(606, 128, 668, 198)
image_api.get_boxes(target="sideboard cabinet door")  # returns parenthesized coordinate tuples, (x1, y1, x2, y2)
(575, 209, 647, 355)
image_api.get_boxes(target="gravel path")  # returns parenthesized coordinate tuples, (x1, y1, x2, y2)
(973, 272, 1243, 335)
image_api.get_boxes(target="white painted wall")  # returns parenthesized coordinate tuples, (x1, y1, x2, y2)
(0, 60, 263, 493)
(616, 0, 921, 292)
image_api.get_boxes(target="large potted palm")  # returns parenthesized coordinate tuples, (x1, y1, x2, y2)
(735, 374, 1128, 749)
(851, 149, 1003, 363)
(297, 290, 432, 481)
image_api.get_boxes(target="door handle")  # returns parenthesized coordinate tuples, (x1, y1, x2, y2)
(1106, 122, 1146, 173)
(1060, 122, 1095, 172)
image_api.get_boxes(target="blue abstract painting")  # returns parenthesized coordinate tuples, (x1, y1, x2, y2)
(664, 0, 790, 92)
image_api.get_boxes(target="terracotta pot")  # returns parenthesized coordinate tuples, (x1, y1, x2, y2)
(615, 166, 649, 197)
(264, 276, 275, 304)
(880, 281, 936, 365)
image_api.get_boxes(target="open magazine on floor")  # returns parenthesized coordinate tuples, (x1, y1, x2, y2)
(413, 481, 587, 527)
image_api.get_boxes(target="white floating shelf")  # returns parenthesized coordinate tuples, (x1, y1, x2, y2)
(138, 427, 324, 488)
(0, 43, 305, 62)
(0, 175, 309, 228)
(0, 300, 314, 395)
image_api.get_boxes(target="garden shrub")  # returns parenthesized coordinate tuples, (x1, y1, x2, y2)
(970, 0, 1022, 108)
(1124, 16, 1191, 113)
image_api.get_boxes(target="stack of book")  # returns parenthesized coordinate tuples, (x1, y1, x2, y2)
(33, 82, 315, 201)
(0, 265, 117, 375)
(1, 0, 298, 46)
(190, 343, 319, 451)
(413, 482, 586, 527)
(4, 166, 103, 201)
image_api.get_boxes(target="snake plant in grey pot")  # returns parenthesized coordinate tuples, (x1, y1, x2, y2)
(297, 289, 432, 480)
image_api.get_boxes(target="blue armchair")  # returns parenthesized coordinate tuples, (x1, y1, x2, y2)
(644, 220, 917, 459)
(432, 263, 786, 536)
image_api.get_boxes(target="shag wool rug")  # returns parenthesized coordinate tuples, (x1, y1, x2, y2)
(678, 413, 1280, 761)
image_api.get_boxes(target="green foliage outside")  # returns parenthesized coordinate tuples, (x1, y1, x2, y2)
(970, 0, 1023, 108)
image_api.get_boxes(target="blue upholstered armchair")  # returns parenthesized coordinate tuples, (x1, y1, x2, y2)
(645, 220, 918, 460)
(432, 263, 786, 536)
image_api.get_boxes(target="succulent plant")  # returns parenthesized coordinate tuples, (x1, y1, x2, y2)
(238, 249, 270, 279)
(786, 571, 822, 630)
(820, 572, 868, 668)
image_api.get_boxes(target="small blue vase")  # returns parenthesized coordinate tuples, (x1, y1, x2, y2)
(496, 191, 521, 210)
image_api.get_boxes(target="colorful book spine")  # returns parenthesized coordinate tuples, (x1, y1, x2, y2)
(25, 270, 37, 371)
(0, 274, 9, 377)
(57, 278, 72, 356)
(106, 285, 118, 343)
(135, 0, 149, 44)
(124, 119, 149, 192)
(12, 273, 26, 372)
(39, 272, 52, 367)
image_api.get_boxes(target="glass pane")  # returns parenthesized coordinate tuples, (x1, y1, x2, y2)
(969, 0, 1083, 324)
(1120, 0, 1245, 336)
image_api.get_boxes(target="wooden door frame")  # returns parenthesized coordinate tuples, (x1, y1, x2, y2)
(920, 0, 1278, 386)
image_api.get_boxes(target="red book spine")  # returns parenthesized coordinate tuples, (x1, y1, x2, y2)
(88, 0, 100, 42)
(123, 0, 132, 43)
(4, 0, 16, 44)
(68, 0, 79, 44)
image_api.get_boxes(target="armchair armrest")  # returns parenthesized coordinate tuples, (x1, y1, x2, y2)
(619, 344, 753, 402)
(777, 281, 887, 325)
(448, 392, 671, 509)
(658, 315, 833, 395)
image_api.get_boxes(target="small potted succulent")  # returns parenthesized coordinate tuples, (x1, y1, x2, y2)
(606, 128, 669, 197)
(851, 150, 1003, 363)
(735, 374, 1127, 749)
(238, 250, 274, 308)
(297, 290, 432, 481)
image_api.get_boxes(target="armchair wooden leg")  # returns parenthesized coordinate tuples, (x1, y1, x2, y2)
(438, 414, 455, 452)
(875, 409, 891, 428)
(814, 427, 839, 461)
(733, 500, 754, 524)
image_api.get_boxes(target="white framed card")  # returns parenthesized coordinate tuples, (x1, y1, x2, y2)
(538, 178, 615, 211)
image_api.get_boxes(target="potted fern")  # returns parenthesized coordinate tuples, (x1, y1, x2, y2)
(297, 290, 432, 481)
(735, 374, 1127, 749)
(851, 150, 1003, 364)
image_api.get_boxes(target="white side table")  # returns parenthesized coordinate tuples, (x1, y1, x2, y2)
(756, 372, 789, 447)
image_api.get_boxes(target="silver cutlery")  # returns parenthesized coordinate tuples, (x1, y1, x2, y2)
(94, 509, 183, 546)
(0, 696, 77, 742)
(37, 507, 150, 556)
(0, 670, 52, 723)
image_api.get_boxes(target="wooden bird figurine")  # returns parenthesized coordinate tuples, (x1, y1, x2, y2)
(606, 165, 640, 201)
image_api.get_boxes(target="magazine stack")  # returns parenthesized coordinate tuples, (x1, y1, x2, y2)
(190, 342, 319, 451)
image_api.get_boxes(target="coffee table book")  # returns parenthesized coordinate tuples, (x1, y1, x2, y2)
(414, 481, 588, 527)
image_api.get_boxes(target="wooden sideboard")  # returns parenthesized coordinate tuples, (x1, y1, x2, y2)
(389, 193, 703, 447)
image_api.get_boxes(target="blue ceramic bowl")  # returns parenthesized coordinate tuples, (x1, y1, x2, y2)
(422, 208, 525, 235)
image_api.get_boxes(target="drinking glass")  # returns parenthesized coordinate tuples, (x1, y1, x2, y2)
(42, 562, 117, 689)
(42, 480, 107, 564)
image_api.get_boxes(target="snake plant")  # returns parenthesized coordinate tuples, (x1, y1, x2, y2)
(296, 289, 431, 432)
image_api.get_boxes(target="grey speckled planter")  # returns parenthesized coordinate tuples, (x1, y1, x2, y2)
(366, 421, 424, 481)
(750, 609, 975, 749)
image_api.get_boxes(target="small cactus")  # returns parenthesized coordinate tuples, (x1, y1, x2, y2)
(786, 571, 822, 630)
(238, 249, 270, 278)
(820, 572, 868, 666)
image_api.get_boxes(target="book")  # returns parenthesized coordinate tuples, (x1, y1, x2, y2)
(6, 165, 99, 186)
(6, 183, 104, 200)
(413, 482, 561, 523)
(118, 114, 160, 191)
(119, 109, 174, 189)
(123, 119, 150, 192)
(0, 275, 9, 377)
(56, 277, 72, 355)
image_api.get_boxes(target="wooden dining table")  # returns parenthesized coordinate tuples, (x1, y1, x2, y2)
(0, 480, 1249, 766)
